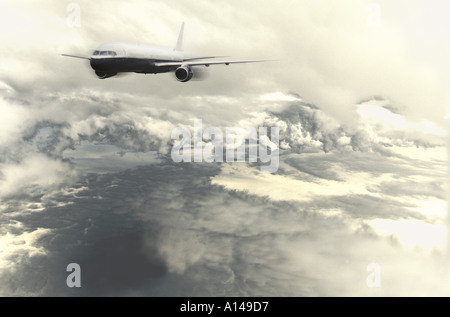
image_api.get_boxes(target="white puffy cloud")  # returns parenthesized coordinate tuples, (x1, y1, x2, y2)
(0, 154, 77, 198)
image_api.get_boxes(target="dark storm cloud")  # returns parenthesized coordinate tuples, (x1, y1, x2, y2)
(0, 160, 432, 296)
(1, 106, 448, 296)
(8, 77, 437, 184)
(0, 81, 174, 157)
(23, 122, 75, 158)
(0, 162, 275, 295)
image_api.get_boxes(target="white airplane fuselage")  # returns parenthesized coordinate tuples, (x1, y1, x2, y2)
(63, 23, 267, 82)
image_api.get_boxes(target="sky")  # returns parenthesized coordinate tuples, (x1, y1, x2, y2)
(0, 0, 449, 296)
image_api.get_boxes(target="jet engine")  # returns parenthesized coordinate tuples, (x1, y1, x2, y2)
(95, 70, 117, 79)
(175, 65, 193, 82)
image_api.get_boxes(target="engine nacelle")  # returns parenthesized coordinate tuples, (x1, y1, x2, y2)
(95, 70, 117, 79)
(175, 65, 193, 82)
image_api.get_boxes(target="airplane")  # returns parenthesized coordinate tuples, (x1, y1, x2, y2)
(62, 22, 267, 82)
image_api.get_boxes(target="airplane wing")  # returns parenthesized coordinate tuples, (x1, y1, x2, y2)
(155, 60, 269, 67)
(61, 54, 91, 60)
(182, 56, 228, 61)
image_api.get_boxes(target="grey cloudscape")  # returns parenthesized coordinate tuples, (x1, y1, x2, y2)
(1, 82, 443, 187)
(1, 160, 447, 296)
(0, 0, 449, 297)
(1, 77, 448, 295)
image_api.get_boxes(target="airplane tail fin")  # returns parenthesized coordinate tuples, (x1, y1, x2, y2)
(174, 22, 184, 51)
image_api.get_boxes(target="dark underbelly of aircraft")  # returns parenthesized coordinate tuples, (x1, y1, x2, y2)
(90, 58, 175, 74)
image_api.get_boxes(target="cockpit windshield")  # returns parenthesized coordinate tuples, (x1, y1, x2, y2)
(93, 50, 117, 56)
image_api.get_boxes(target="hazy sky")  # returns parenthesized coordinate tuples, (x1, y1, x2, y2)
(0, 0, 449, 296)
(1, 0, 449, 122)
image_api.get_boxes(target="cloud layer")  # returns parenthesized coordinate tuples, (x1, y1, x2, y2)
(0, 0, 448, 296)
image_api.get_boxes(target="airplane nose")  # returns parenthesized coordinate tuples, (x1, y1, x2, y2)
(90, 58, 106, 71)
(90, 59, 98, 70)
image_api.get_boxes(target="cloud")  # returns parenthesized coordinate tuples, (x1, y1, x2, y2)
(0, 76, 447, 295)
(0, 94, 34, 149)
(0, 148, 448, 296)
(236, 97, 447, 156)
(0, 154, 77, 199)
(0, 223, 51, 272)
